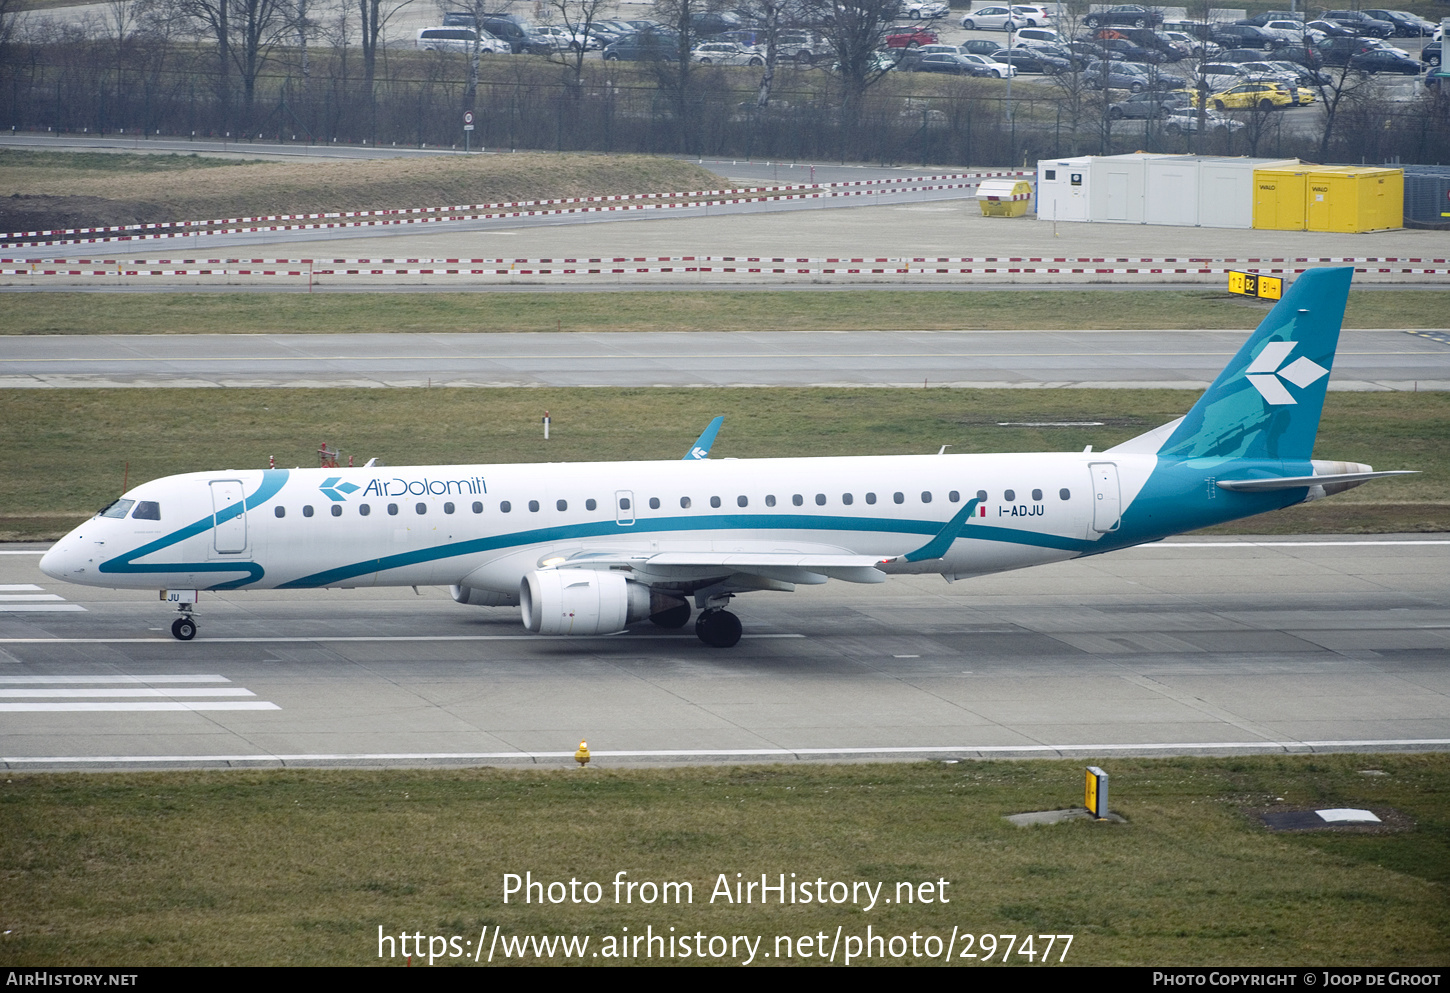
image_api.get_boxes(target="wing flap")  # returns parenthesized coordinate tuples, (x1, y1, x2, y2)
(558, 549, 889, 585)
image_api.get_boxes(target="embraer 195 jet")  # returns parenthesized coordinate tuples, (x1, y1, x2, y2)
(40, 268, 1413, 647)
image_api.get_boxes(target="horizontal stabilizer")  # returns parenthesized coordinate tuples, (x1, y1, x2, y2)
(1217, 471, 1417, 492)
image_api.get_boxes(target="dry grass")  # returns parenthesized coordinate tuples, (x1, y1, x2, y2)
(0, 151, 729, 229)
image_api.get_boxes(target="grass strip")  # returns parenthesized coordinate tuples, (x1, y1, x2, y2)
(0, 290, 1442, 334)
(0, 388, 1442, 539)
(1, 755, 1447, 966)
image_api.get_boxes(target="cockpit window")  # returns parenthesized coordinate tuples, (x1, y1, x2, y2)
(131, 501, 161, 521)
(98, 499, 134, 519)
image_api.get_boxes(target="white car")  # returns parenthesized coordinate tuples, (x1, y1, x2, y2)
(1259, 20, 1324, 46)
(959, 52, 1018, 76)
(1163, 109, 1246, 135)
(691, 42, 765, 66)
(1014, 26, 1060, 47)
(533, 25, 600, 51)
(415, 27, 511, 54)
(901, 0, 950, 18)
(1009, 5, 1054, 26)
(960, 6, 1020, 31)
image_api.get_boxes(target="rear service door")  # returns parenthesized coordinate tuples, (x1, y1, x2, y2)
(210, 480, 248, 553)
(1089, 462, 1121, 533)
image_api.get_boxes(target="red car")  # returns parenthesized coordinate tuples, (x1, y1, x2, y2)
(885, 25, 939, 48)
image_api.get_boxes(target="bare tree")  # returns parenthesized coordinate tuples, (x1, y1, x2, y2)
(174, 0, 296, 125)
(540, 0, 609, 93)
(810, 0, 898, 154)
(649, 0, 711, 152)
(359, 0, 415, 134)
(738, 0, 801, 108)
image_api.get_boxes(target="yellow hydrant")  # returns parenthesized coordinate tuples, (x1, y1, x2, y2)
(574, 739, 591, 767)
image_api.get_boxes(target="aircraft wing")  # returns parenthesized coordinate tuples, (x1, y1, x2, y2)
(556, 549, 889, 585)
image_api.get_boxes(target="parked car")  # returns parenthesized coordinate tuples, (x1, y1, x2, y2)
(1422, 42, 1442, 68)
(777, 30, 832, 64)
(961, 38, 1010, 55)
(441, 11, 475, 27)
(885, 25, 940, 48)
(958, 6, 1021, 31)
(957, 52, 1018, 76)
(1212, 23, 1282, 51)
(900, 0, 950, 19)
(1014, 26, 1060, 47)
(1163, 108, 1245, 134)
(1009, 5, 1055, 27)
(416, 27, 511, 54)
(1322, 11, 1396, 38)
(1198, 80, 1301, 109)
(1425, 64, 1450, 87)
(1238, 10, 1303, 27)
(478, 13, 547, 53)
(1107, 89, 1190, 118)
(1160, 29, 1220, 57)
(1345, 48, 1424, 74)
(1083, 5, 1165, 30)
(1095, 36, 1169, 63)
(914, 51, 983, 73)
(1083, 59, 1171, 91)
(602, 31, 680, 61)
(989, 47, 1070, 73)
(1304, 19, 1357, 39)
(691, 42, 764, 65)
(1361, 10, 1436, 37)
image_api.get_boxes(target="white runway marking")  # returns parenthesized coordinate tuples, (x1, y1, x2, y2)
(0, 604, 86, 612)
(0, 674, 231, 684)
(0, 673, 279, 711)
(0, 584, 44, 590)
(0, 702, 280, 712)
(5, 739, 1449, 766)
(0, 688, 256, 698)
(0, 594, 63, 601)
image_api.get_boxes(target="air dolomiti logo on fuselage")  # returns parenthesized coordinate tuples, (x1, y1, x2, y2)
(345, 475, 490, 498)
(1244, 341, 1328, 406)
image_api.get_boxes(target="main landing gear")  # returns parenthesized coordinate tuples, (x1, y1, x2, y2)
(695, 607, 742, 648)
(170, 605, 197, 641)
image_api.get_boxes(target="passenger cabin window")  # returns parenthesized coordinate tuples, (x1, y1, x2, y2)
(765, 495, 776, 507)
(416, 502, 427, 515)
(275, 506, 285, 518)
(587, 499, 598, 511)
(865, 493, 877, 505)
(501, 501, 512, 513)
(893, 492, 904, 504)
(921, 491, 933, 503)
(360, 504, 371, 516)
(303, 505, 314, 518)
(792, 494, 803, 507)
(131, 501, 161, 521)
(1059, 488, 1071, 500)
(388, 503, 399, 516)
(331, 505, 342, 517)
(842, 493, 853, 506)
(619, 497, 631, 510)
(710, 496, 721, 509)
(528, 500, 540, 513)
(949, 491, 960, 503)
(1032, 489, 1043, 502)
(815, 494, 826, 506)
(99, 499, 134, 519)
(649, 497, 660, 510)
(976, 490, 987, 502)
(557, 500, 568, 512)
(737, 495, 748, 507)
(445, 502, 455, 514)
(680, 497, 691, 509)
(473, 501, 484, 514)
(1004, 490, 1015, 502)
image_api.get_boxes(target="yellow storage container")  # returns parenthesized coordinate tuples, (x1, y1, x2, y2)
(978, 179, 1033, 217)
(1304, 166, 1403, 233)
(1252, 168, 1307, 230)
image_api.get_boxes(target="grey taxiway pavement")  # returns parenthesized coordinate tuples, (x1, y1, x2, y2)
(3, 328, 1447, 390)
(2, 537, 1447, 771)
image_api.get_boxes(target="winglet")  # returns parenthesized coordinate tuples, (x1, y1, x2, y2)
(898, 498, 981, 563)
(683, 416, 725, 460)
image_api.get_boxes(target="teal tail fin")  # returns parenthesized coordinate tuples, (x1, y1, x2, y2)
(1158, 267, 1352, 462)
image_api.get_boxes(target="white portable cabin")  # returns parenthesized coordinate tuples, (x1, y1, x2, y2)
(1034, 156, 1093, 222)
(1036, 154, 1301, 228)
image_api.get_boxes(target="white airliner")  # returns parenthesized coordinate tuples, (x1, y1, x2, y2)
(40, 268, 1412, 647)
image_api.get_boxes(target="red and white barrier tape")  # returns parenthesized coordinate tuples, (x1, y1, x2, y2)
(0, 170, 1030, 248)
(4, 255, 1445, 277)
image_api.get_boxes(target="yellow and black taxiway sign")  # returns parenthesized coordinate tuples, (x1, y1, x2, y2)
(1228, 270, 1283, 301)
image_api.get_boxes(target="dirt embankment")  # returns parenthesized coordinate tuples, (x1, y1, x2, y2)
(0, 152, 728, 232)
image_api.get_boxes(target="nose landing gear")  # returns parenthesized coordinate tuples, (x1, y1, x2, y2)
(162, 590, 201, 641)
(171, 612, 197, 641)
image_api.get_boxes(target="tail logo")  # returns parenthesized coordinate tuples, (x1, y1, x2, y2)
(1244, 341, 1328, 406)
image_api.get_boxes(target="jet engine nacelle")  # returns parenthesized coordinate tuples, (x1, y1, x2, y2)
(450, 584, 520, 607)
(520, 569, 652, 635)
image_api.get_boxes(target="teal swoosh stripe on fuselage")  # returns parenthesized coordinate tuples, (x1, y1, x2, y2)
(278, 510, 1095, 590)
(99, 470, 290, 590)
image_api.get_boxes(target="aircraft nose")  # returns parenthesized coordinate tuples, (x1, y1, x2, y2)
(39, 533, 89, 581)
